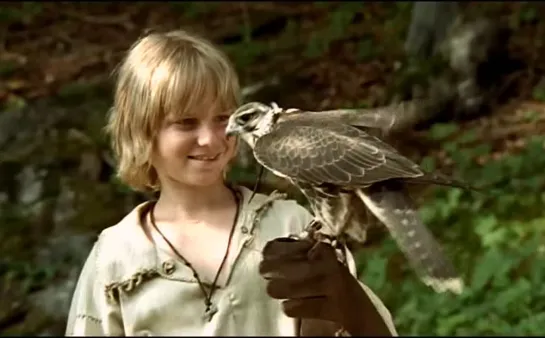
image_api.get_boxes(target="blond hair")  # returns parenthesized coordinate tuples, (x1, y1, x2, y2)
(105, 29, 241, 192)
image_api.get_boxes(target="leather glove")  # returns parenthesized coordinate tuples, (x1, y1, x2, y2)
(259, 237, 393, 336)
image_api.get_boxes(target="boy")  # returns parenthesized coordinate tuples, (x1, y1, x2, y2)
(65, 29, 398, 336)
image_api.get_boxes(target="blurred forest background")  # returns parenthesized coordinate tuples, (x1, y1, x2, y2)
(1, 1, 545, 335)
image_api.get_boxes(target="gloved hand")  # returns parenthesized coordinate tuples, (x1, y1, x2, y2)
(259, 237, 393, 336)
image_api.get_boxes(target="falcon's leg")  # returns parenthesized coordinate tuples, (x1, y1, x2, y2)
(293, 186, 348, 264)
(300, 220, 348, 266)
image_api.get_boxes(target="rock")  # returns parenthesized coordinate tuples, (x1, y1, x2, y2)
(16, 166, 46, 219)
(30, 269, 81, 322)
(0, 97, 137, 335)
(52, 177, 78, 230)
(34, 232, 96, 270)
(26, 232, 96, 332)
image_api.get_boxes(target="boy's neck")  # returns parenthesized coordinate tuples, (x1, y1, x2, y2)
(154, 181, 236, 224)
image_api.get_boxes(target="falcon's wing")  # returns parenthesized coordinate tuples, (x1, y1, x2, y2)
(283, 100, 422, 133)
(253, 119, 423, 186)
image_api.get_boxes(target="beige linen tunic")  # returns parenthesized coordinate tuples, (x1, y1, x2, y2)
(66, 186, 397, 336)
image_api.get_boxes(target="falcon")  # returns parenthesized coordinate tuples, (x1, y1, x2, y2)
(225, 101, 471, 294)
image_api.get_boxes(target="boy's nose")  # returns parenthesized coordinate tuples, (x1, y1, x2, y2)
(196, 125, 222, 146)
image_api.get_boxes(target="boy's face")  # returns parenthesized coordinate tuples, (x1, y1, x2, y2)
(152, 101, 237, 188)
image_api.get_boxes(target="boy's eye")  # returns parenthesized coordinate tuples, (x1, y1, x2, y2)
(216, 115, 230, 123)
(174, 118, 199, 129)
(181, 118, 198, 124)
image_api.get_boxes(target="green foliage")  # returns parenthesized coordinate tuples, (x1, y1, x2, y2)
(428, 123, 460, 140)
(357, 121, 545, 335)
(225, 161, 261, 185)
(327, 3, 361, 41)
(2, 94, 27, 112)
(355, 37, 376, 62)
(0, 59, 21, 77)
(225, 41, 269, 70)
(305, 3, 362, 59)
(512, 3, 539, 27)
(1, 260, 59, 294)
(360, 232, 545, 335)
(532, 83, 545, 102)
(224, 2, 410, 71)
(0, 2, 42, 24)
(224, 2, 371, 65)
(305, 31, 330, 59)
(169, 2, 218, 19)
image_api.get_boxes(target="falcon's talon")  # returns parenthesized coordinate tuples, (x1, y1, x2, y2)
(305, 219, 322, 232)
(301, 222, 349, 265)
(302, 220, 327, 243)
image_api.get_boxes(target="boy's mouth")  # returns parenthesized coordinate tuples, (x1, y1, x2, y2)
(187, 154, 220, 161)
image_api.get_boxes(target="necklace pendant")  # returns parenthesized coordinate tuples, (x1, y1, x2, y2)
(204, 303, 218, 322)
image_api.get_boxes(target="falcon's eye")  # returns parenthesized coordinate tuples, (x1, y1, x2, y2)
(237, 113, 254, 124)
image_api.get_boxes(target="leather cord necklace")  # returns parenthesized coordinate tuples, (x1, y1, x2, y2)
(148, 190, 240, 322)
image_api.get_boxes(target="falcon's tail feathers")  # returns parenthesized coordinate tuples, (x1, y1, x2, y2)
(405, 172, 482, 193)
(355, 187, 464, 295)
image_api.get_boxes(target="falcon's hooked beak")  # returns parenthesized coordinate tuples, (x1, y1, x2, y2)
(225, 119, 243, 138)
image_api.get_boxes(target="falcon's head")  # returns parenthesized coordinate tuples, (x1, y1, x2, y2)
(225, 102, 283, 148)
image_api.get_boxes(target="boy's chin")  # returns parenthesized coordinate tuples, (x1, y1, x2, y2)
(181, 172, 225, 187)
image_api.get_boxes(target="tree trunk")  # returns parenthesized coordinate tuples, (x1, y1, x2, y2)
(404, 2, 459, 59)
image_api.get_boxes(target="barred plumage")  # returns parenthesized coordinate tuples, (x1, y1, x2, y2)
(226, 101, 470, 294)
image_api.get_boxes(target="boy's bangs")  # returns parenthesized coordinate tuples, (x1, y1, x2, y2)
(163, 53, 237, 121)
